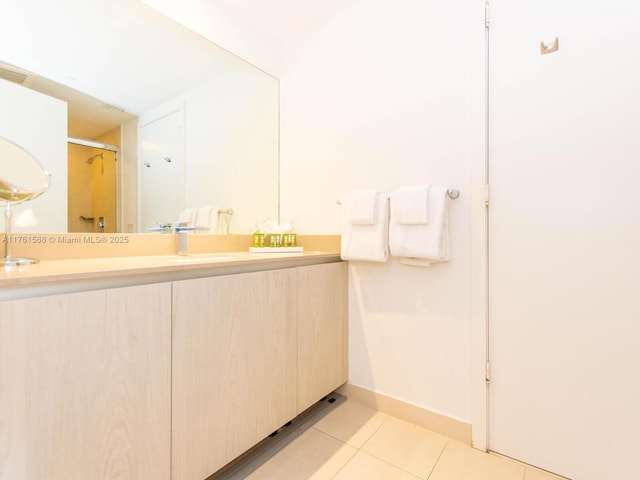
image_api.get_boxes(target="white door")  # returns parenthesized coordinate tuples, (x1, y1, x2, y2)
(139, 109, 184, 231)
(488, 1, 640, 479)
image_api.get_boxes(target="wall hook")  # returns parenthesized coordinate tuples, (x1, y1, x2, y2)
(540, 37, 559, 55)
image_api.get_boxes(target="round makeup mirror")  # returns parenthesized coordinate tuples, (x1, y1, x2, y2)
(0, 136, 51, 265)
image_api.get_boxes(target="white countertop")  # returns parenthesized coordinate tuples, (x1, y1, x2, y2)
(0, 250, 342, 301)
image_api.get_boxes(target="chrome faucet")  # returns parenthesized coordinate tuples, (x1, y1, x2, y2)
(175, 222, 196, 255)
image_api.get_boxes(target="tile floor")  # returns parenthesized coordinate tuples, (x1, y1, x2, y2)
(211, 396, 567, 480)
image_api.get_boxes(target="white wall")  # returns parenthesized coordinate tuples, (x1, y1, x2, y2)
(138, 107, 185, 231)
(138, 67, 279, 233)
(183, 68, 279, 233)
(141, 0, 280, 75)
(0, 78, 67, 232)
(278, 0, 475, 423)
(120, 117, 139, 233)
(138, 0, 482, 428)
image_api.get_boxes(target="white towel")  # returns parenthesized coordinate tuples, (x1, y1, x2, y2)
(392, 185, 430, 225)
(349, 190, 378, 225)
(178, 207, 196, 226)
(217, 210, 231, 234)
(389, 185, 450, 264)
(195, 206, 219, 233)
(341, 192, 389, 263)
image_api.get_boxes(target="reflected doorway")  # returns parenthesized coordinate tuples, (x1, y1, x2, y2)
(139, 108, 184, 231)
(67, 140, 119, 233)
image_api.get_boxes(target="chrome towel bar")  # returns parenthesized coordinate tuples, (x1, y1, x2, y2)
(336, 188, 459, 205)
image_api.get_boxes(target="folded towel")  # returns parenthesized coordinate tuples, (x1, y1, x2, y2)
(217, 210, 231, 234)
(389, 185, 450, 264)
(178, 207, 196, 226)
(349, 190, 379, 225)
(341, 192, 389, 263)
(399, 258, 432, 267)
(195, 206, 219, 233)
(391, 185, 430, 225)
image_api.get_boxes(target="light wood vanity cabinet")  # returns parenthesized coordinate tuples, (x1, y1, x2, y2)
(0, 258, 346, 480)
(171, 261, 348, 480)
(171, 269, 298, 480)
(296, 262, 348, 413)
(0, 283, 172, 480)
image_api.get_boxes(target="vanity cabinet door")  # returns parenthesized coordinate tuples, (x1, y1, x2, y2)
(296, 262, 348, 414)
(172, 269, 297, 480)
(0, 283, 171, 480)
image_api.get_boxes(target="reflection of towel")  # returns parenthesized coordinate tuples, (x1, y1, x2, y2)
(13, 208, 38, 228)
(341, 192, 389, 263)
(392, 185, 430, 225)
(195, 206, 219, 233)
(389, 185, 450, 265)
(178, 208, 196, 226)
(217, 210, 231, 234)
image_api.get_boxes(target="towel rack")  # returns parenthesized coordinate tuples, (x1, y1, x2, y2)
(218, 208, 234, 215)
(336, 188, 459, 205)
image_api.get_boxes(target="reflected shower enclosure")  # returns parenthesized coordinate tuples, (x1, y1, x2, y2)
(67, 142, 117, 233)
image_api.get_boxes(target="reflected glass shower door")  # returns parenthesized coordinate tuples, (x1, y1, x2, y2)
(67, 143, 118, 233)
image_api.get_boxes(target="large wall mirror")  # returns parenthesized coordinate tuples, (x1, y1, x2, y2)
(0, 0, 279, 234)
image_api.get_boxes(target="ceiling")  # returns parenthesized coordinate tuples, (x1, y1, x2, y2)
(212, 0, 349, 40)
(1, 0, 248, 139)
(0, 60, 135, 140)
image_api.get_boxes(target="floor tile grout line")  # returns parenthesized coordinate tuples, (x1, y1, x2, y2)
(311, 409, 390, 450)
(357, 412, 390, 450)
(308, 424, 368, 450)
(425, 439, 451, 480)
(367, 451, 425, 480)
(340, 449, 425, 480)
(325, 412, 430, 480)
(328, 446, 359, 480)
(490, 450, 570, 480)
(356, 414, 453, 480)
(353, 419, 443, 480)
